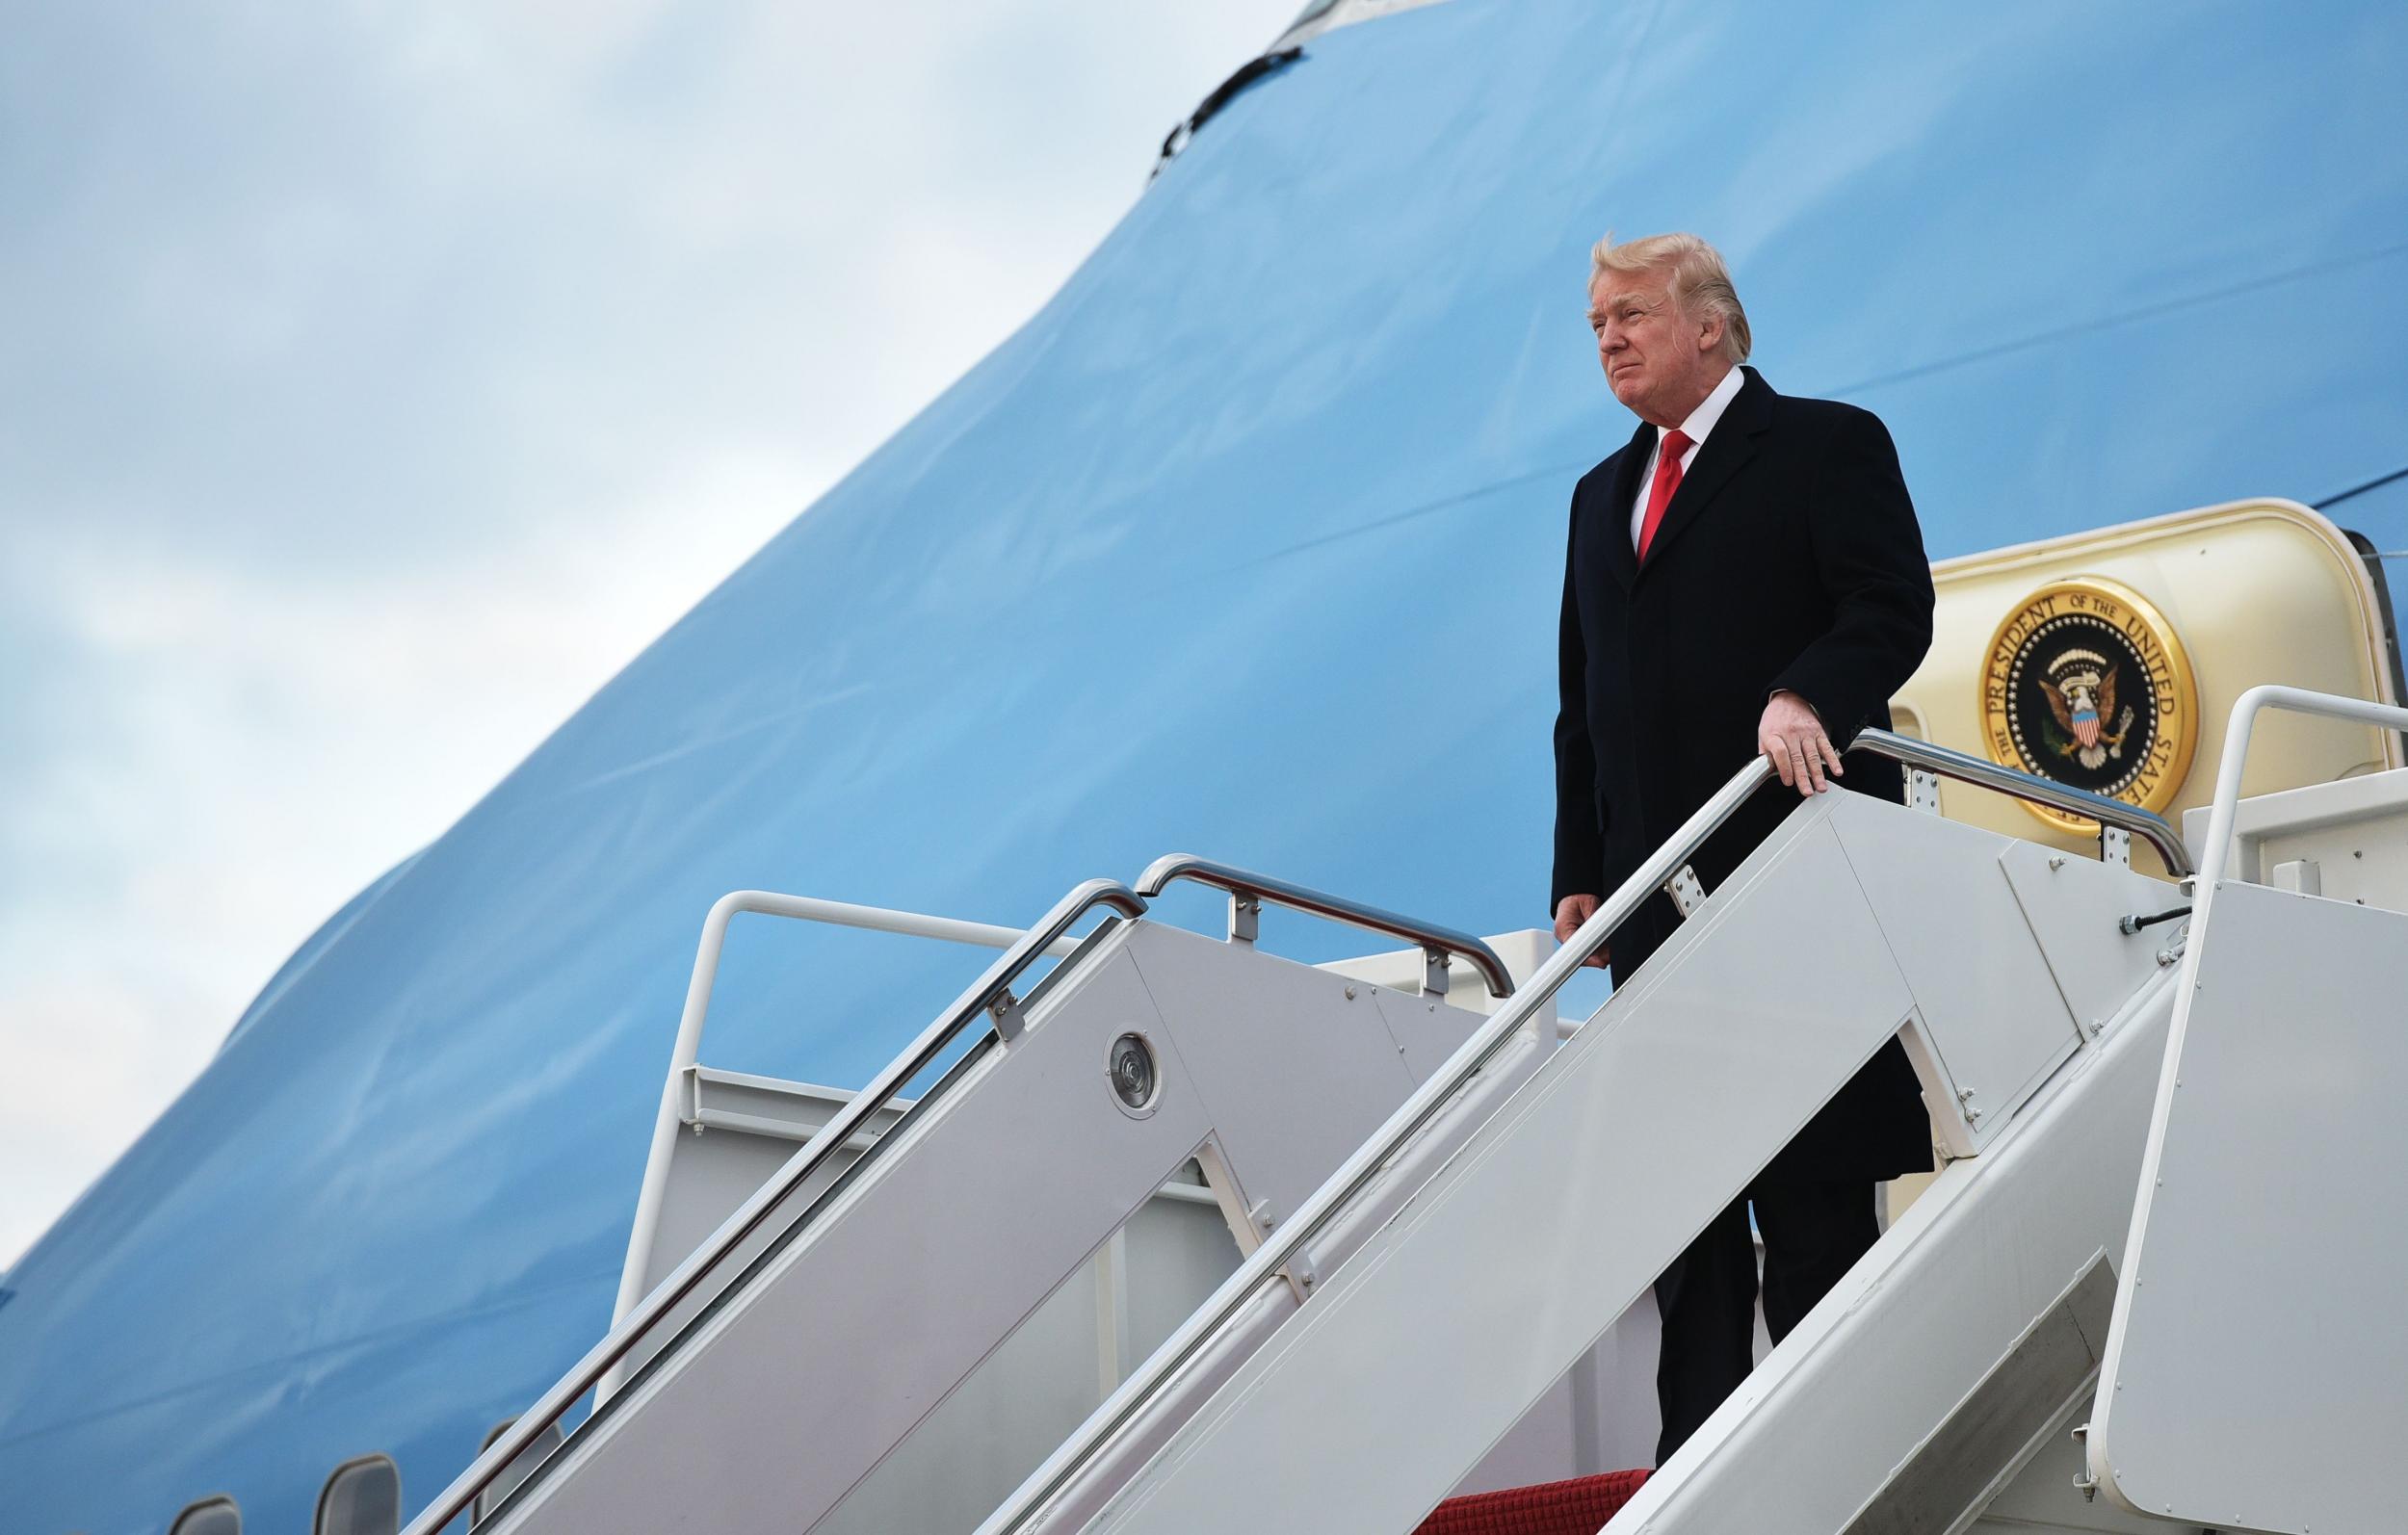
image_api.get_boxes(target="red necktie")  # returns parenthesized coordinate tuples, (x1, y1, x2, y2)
(1636, 428, 1692, 562)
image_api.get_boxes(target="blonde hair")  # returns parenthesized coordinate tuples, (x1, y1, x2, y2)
(1589, 232, 1751, 364)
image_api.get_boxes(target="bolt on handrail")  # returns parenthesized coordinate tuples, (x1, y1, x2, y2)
(1853, 727, 2194, 876)
(610, 892, 1087, 1370)
(403, 877, 1149, 1535)
(1135, 853, 1515, 999)
(982, 755, 1781, 1535)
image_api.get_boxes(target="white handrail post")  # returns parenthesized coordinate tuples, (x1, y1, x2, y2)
(2190, 684, 2408, 927)
(602, 891, 1086, 1400)
(602, 891, 747, 1398)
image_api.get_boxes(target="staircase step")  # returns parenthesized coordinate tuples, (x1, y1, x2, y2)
(1413, 1470, 1651, 1535)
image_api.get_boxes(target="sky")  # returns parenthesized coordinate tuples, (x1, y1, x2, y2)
(0, 0, 1307, 1271)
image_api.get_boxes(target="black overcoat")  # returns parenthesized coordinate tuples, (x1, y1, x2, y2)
(1550, 367, 1937, 1183)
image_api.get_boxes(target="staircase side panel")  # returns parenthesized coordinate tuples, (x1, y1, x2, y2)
(497, 941, 1211, 1535)
(1084, 814, 1915, 1535)
(2090, 883, 2408, 1534)
(1607, 980, 2176, 1532)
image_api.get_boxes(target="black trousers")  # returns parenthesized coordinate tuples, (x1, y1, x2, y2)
(1652, 1179, 1880, 1465)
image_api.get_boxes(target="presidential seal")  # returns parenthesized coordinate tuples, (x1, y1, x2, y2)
(1979, 575, 2198, 832)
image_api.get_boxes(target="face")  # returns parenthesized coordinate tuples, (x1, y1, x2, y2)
(1587, 266, 1725, 428)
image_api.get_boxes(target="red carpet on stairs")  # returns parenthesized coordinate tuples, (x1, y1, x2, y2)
(1412, 1470, 1652, 1535)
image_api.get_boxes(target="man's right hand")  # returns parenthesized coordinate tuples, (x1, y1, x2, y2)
(1553, 894, 1610, 969)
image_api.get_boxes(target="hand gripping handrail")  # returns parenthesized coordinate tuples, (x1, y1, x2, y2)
(982, 755, 1781, 1535)
(1135, 854, 1515, 999)
(403, 877, 1149, 1535)
(1854, 727, 2194, 876)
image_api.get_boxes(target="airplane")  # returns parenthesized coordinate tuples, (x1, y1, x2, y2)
(5, 1, 2406, 1531)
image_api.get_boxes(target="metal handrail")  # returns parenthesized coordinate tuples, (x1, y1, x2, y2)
(1135, 854, 1515, 999)
(610, 891, 1086, 1355)
(403, 877, 1149, 1535)
(1855, 727, 2195, 876)
(982, 756, 1781, 1535)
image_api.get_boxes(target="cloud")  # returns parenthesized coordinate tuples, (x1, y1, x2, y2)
(0, 0, 1303, 1266)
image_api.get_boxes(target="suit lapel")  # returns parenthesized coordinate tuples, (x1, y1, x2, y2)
(1598, 416, 1654, 592)
(1636, 367, 1772, 581)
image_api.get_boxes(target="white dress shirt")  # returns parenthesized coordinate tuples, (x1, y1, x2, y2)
(1629, 363, 1746, 549)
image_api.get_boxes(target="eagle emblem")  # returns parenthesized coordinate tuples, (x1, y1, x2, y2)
(1977, 574, 2198, 836)
(2035, 648, 2136, 771)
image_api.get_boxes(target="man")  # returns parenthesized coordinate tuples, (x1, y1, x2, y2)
(1549, 232, 1936, 1464)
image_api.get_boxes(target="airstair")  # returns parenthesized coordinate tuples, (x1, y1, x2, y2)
(409, 689, 2408, 1535)
(410, 853, 1552, 1534)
